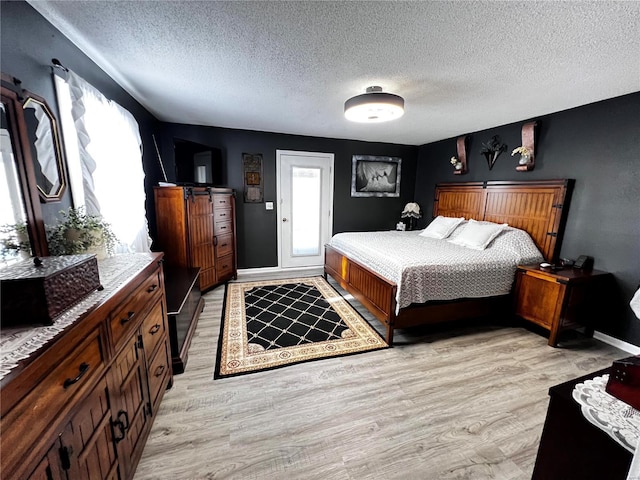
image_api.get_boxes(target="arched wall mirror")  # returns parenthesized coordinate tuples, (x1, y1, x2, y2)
(22, 92, 66, 202)
(0, 82, 49, 266)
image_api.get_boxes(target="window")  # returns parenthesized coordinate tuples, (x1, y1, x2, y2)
(54, 72, 151, 253)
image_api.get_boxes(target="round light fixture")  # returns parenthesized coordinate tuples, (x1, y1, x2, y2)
(344, 86, 405, 123)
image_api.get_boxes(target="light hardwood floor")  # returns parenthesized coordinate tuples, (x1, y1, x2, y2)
(134, 279, 625, 480)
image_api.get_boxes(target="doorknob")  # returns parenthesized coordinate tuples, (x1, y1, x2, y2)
(282, 218, 288, 222)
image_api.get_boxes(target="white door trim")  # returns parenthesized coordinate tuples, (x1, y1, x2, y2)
(276, 149, 334, 269)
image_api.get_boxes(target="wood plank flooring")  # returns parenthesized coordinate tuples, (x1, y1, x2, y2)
(134, 278, 625, 480)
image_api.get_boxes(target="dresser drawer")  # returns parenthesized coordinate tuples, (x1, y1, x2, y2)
(216, 254, 234, 280)
(212, 194, 232, 208)
(142, 300, 167, 360)
(213, 207, 232, 223)
(0, 329, 105, 473)
(147, 341, 170, 411)
(216, 233, 234, 258)
(110, 271, 162, 350)
(33, 330, 105, 416)
(214, 220, 232, 236)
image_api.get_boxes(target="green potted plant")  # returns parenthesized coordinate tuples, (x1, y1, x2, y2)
(47, 207, 117, 259)
(0, 221, 31, 262)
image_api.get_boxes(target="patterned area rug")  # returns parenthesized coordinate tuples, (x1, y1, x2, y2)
(214, 276, 387, 378)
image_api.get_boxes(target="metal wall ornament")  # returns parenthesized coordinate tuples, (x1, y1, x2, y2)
(480, 135, 507, 170)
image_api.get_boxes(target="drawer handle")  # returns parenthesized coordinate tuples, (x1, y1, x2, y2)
(118, 410, 130, 430)
(147, 284, 158, 293)
(221, 243, 228, 247)
(120, 311, 135, 325)
(149, 324, 161, 335)
(59, 445, 73, 470)
(112, 419, 126, 443)
(63, 362, 90, 389)
(154, 365, 165, 377)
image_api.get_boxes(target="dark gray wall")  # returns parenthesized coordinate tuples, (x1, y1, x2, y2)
(415, 92, 640, 344)
(157, 123, 418, 269)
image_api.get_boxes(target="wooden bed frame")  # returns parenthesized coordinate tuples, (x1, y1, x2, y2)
(324, 179, 574, 345)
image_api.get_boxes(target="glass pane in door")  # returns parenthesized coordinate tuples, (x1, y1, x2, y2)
(291, 166, 321, 256)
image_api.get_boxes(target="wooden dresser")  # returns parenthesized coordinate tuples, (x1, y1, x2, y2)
(154, 186, 237, 291)
(0, 253, 172, 480)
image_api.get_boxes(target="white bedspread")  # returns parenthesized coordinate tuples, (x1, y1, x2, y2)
(328, 224, 544, 312)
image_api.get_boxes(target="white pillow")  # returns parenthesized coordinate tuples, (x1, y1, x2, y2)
(448, 219, 508, 250)
(419, 216, 465, 239)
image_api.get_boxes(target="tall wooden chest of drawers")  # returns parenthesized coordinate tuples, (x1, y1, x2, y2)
(153, 186, 237, 291)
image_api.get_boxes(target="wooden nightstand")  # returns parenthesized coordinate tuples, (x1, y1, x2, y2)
(514, 265, 614, 347)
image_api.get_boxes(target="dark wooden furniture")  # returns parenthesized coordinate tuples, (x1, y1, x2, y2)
(1, 80, 49, 257)
(533, 368, 633, 479)
(154, 186, 237, 291)
(514, 265, 614, 346)
(165, 266, 205, 374)
(0, 253, 172, 480)
(325, 179, 574, 345)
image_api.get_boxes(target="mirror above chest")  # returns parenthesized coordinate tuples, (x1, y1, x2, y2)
(1, 75, 50, 263)
(22, 91, 66, 202)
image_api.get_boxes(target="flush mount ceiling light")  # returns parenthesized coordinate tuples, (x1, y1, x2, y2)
(344, 86, 405, 123)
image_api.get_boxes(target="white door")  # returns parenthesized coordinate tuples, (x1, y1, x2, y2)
(276, 150, 334, 268)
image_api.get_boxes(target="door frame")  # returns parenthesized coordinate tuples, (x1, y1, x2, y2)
(276, 149, 334, 269)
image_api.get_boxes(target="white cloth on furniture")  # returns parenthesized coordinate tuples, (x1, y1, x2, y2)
(572, 374, 640, 479)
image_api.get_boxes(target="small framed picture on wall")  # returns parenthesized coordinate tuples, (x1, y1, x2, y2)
(242, 153, 264, 202)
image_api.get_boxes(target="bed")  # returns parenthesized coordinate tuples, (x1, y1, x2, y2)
(324, 179, 574, 345)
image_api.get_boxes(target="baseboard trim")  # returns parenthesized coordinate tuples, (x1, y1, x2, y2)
(593, 330, 640, 355)
(237, 265, 324, 280)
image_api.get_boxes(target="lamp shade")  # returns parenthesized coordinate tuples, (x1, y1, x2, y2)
(344, 86, 404, 123)
(401, 202, 421, 218)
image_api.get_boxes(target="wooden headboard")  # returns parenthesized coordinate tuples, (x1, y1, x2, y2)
(433, 179, 574, 262)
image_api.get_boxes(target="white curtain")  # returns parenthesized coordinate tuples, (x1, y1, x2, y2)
(54, 72, 151, 254)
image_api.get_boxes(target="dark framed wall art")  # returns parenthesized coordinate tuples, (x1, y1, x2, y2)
(242, 153, 264, 202)
(351, 155, 402, 197)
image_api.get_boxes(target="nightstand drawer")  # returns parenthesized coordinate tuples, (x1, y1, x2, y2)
(514, 271, 563, 329)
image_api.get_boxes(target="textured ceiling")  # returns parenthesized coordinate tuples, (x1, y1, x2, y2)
(28, 1, 640, 146)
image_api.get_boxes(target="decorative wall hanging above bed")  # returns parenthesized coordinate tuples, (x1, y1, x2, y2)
(480, 135, 507, 170)
(513, 121, 538, 172)
(451, 134, 470, 175)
